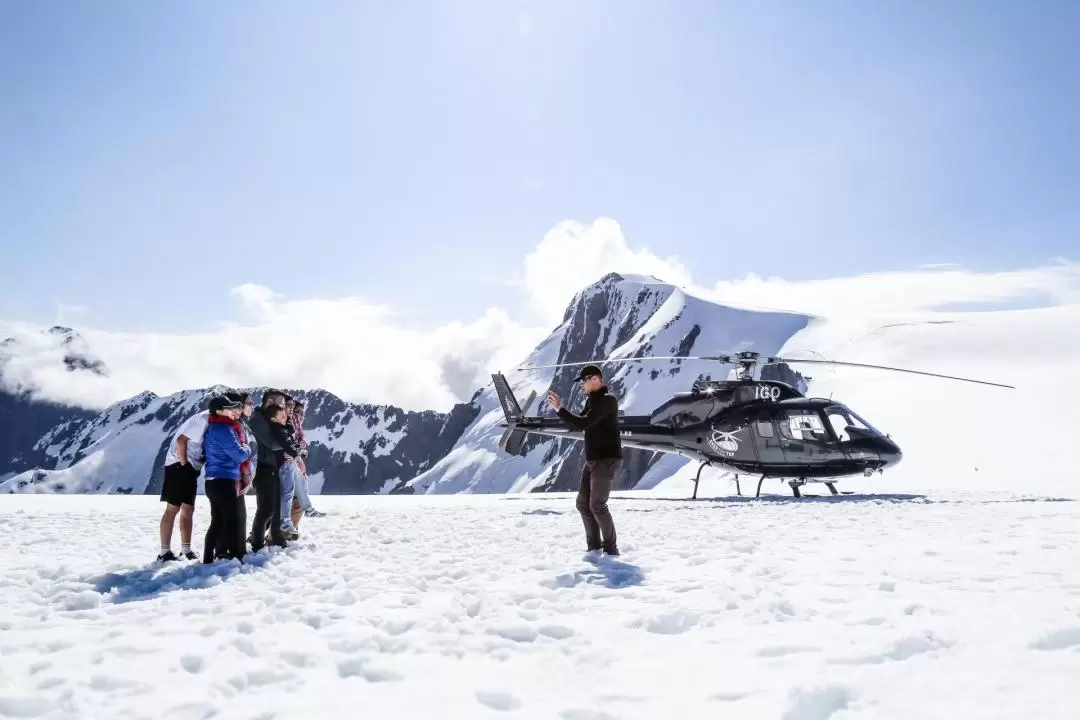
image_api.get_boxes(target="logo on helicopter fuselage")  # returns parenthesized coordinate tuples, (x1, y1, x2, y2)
(706, 427, 742, 457)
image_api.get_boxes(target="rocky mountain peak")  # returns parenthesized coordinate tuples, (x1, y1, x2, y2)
(0, 326, 108, 379)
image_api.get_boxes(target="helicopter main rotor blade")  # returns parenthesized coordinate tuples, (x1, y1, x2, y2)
(513, 352, 1015, 389)
(515, 355, 735, 371)
(765, 357, 1015, 389)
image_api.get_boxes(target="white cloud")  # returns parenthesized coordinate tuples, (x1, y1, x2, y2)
(702, 262, 1080, 317)
(3, 217, 1078, 412)
(521, 218, 693, 325)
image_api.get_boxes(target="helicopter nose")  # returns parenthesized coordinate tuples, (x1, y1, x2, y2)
(878, 437, 902, 467)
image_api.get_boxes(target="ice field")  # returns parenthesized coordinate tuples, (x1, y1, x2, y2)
(3, 489, 1080, 719)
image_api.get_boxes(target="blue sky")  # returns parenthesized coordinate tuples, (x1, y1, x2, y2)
(2, 0, 1078, 333)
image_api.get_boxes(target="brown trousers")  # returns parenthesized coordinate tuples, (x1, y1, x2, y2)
(576, 458, 621, 552)
(290, 497, 302, 529)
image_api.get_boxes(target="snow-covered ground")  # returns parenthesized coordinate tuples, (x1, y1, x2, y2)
(3, 490, 1080, 719)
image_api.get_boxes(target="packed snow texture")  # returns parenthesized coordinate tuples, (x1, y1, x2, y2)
(2, 491, 1079, 719)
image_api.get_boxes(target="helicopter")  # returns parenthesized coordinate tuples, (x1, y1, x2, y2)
(491, 350, 1014, 499)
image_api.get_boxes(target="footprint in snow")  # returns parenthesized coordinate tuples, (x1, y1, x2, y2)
(1030, 627, 1080, 651)
(337, 658, 403, 682)
(180, 654, 204, 673)
(829, 632, 951, 665)
(758, 645, 819, 658)
(640, 611, 699, 635)
(476, 690, 522, 712)
(0, 695, 53, 718)
(561, 710, 617, 720)
(710, 691, 751, 702)
(782, 684, 854, 720)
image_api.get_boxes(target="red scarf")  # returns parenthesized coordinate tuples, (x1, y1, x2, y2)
(207, 414, 251, 476)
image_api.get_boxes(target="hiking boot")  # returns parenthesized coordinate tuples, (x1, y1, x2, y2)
(157, 550, 179, 562)
(182, 550, 198, 561)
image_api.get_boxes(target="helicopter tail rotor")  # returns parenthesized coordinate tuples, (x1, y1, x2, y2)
(491, 373, 534, 455)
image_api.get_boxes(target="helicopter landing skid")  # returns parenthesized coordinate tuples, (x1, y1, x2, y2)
(752, 476, 841, 498)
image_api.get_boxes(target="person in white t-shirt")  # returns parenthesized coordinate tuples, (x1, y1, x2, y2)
(157, 409, 210, 562)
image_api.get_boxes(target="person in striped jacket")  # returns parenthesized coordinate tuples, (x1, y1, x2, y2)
(289, 399, 325, 527)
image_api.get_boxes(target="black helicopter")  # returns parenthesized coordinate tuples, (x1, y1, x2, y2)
(491, 350, 1014, 498)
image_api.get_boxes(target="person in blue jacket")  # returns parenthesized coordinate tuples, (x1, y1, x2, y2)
(201, 393, 253, 563)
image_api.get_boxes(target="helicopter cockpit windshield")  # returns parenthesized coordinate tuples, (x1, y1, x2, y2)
(823, 405, 883, 442)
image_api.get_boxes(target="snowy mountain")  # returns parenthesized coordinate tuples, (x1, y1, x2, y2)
(0, 274, 815, 496)
(3, 272, 1053, 498)
(407, 272, 813, 494)
(0, 325, 108, 379)
(0, 327, 105, 483)
(0, 386, 480, 496)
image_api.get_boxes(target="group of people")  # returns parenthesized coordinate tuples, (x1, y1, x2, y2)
(156, 388, 326, 564)
(154, 365, 626, 564)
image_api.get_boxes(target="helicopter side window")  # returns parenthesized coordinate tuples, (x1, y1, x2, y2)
(755, 417, 775, 438)
(782, 411, 828, 441)
(776, 409, 834, 460)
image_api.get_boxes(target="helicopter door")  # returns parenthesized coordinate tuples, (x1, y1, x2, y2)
(824, 405, 882, 463)
(751, 411, 785, 465)
(777, 409, 837, 466)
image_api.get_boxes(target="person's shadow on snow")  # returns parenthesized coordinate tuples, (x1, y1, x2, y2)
(581, 553, 645, 589)
(87, 552, 273, 604)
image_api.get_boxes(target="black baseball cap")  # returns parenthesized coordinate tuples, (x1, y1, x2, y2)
(575, 364, 603, 382)
(209, 394, 242, 413)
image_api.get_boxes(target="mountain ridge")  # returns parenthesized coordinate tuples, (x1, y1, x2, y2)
(1, 273, 812, 495)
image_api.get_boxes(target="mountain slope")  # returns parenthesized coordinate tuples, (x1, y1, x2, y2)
(0, 392, 96, 484)
(645, 303, 1075, 498)
(1, 387, 480, 496)
(407, 273, 813, 494)
(0, 326, 107, 482)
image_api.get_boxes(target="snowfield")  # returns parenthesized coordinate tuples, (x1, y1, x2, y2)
(3, 491, 1080, 719)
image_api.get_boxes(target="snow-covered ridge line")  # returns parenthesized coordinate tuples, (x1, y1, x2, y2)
(5, 271, 1065, 498)
(1, 384, 480, 496)
(408, 272, 813, 495)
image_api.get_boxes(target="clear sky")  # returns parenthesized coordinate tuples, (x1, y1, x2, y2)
(2, 0, 1079, 334)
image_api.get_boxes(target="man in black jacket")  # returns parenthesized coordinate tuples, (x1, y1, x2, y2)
(246, 389, 294, 550)
(547, 364, 623, 556)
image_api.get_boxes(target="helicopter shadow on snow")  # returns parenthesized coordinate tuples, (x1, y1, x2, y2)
(616, 493, 1079, 509)
(505, 493, 932, 508)
(617, 493, 932, 509)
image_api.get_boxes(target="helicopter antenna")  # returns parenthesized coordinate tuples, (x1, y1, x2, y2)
(515, 350, 1015, 389)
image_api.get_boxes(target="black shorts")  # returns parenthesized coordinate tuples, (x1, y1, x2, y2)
(160, 462, 199, 507)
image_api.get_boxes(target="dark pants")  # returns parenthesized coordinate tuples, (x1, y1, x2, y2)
(576, 458, 621, 552)
(204, 479, 245, 563)
(250, 464, 286, 550)
(233, 493, 248, 557)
